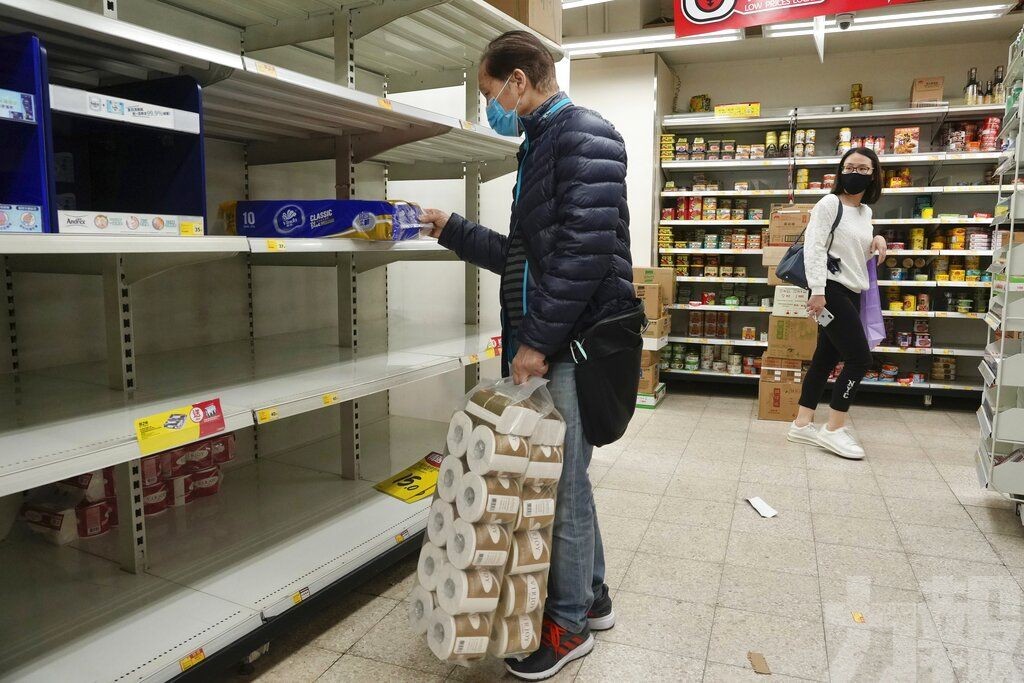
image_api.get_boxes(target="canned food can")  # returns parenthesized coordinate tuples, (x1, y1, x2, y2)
(794, 143, 805, 157)
(838, 141, 852, 154)
(796, 168, 810, 182)
(903, 295, 916, 311)
(795, 129, 806, 144)
(917, 294, 930, 311)
(839, 127, 853, 143)
(806, 129, 816, 142)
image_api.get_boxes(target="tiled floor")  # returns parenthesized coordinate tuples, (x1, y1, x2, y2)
(240, 389, 1024, 682)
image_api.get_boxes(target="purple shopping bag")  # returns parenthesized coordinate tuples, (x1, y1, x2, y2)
(860, 258, 885, 350)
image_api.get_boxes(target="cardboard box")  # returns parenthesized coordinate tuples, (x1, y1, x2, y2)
(767, 204, 812, 246)
(762, 245, 789, 267)
(638, 365, 660, 395)
(893, 127, 921, 155)
(643, 316, 670, 339)
(772, 286, 810, 318)
(766, 315, 818, 360)
(641, 350, 661, 368)
(767, 266, 786, 287)
(485, 0, 562, 44)
(635, 283, 663, 320)
(911, 76, 945, 105)
(633, 267, 676, 308)
(761, 354, 805, 371)
(758, 370, 804, 422)
(636, 382, 666, 409)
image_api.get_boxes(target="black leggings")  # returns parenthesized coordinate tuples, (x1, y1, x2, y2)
(799, 280, 873, 413)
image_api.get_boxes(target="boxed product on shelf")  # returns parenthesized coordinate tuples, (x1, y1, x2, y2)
(644, 317, 671, 339)
(0, 204, 44, 233)
(766, 315, 818, 360)
(633, 267, 677, 308)
(224, 199, 425, 240)
(893, 127, 921, 155)
(57, 210, 204, 236)
(638, 364, 660, 394)
(910, 76, 944, 104)
(768, 204, 812, 246)
(636, 382, 667, 409)
(635, 283, 663, 320)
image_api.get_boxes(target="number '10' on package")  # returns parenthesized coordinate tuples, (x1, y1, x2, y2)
(224, 199, 426, 240)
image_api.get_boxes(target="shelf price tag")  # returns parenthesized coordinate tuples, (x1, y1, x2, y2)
(266, 239, 286, 251)
(292, 587, 310, 604)
(179, 221, 203, 237)
(714, 102, 760, 118)
(253, 61, 278, 78)
(460, 119, 474, 130)
(377, 98, 393, 110)
(374, 452, 444, 503)
(179, 648, 206, 672)
(256, 407, 280, 424)
(322, 392, 340, 406)
(134, 398, 225, 456)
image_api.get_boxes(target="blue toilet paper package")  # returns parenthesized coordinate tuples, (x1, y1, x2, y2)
(225, 199, 425, 240)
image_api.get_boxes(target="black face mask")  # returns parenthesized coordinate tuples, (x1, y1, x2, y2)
(841, 172, 872, 195)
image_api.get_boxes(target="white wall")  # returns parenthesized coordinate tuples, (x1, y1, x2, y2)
(571, 54, 660, 267)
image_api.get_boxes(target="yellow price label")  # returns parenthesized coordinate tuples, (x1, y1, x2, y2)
(292, 587, 310, 604)
(460, 119, 474, 130)
(266, 239, 286, 251)
(179, 221, 203, 237)
(179, 648, 206, 672)
(852, 612, 866, 624)
(377, 98, 393, 110)
(254, 61, 278, 78)
(322, 392, 340, 406)
(466, 354, 480, 364)
(374, 452, 444, 503)
(256, 407, 280, 424)
(134, 399, 224, 456)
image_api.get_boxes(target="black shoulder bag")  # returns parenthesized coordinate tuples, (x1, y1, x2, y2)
(775, 198, 844, 290)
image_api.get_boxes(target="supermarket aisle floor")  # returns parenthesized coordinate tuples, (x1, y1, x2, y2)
(237, 389, 1024, 683)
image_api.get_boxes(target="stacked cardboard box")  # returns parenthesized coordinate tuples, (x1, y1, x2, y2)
(633, 268, 675, 407)
(758, 287, 818, 421)
(763, 204, 813, 286)
(484, 0, 562, 44)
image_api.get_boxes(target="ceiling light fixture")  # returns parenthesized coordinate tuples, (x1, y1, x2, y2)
(562, 0, 613, 9)
(764, 3, 1014, 37)
(564, 29, 744, 57)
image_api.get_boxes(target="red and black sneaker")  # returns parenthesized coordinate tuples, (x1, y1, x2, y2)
(587, 590, 615, 631)
(505, 616, 594, 681)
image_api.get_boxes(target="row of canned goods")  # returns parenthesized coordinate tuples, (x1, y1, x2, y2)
(657, 227, 765, 250)
(662, 197, 766, 222)
(663, 342, 762, 375)
(660, 255, 750, 278)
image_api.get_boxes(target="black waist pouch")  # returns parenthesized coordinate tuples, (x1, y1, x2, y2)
(570, 301, 646, 447)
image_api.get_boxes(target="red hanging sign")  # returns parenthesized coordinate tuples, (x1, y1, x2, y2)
(675, 0, 919, 38)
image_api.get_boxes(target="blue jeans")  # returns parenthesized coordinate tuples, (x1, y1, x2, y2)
(544, 362, 607, 633)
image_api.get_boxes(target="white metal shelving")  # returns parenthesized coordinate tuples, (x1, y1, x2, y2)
(661, 185, 1016, 198)
(662, 103, 1003, 131)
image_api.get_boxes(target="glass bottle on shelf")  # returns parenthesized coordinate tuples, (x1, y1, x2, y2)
(994, 65, 1006, 104)
(964, 67, 980, 105)
(984, 80, 994, 105)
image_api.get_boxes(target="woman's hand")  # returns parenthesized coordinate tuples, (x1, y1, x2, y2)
(419, 209, 450, 239)
(511, 345, 549, 386)
(806, 294, 826, 317)
(872, 234, 887, 265)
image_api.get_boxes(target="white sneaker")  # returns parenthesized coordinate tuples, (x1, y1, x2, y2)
(816, 426, 866, 460)
(788, 421, 820, 446)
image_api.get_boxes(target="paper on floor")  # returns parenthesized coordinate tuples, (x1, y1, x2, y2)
(746, 497, 778, 518)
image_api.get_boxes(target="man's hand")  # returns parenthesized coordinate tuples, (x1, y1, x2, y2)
(511, 345, 549, 386)
(872, 234, 888, 265)
(420, 209, 450, 239)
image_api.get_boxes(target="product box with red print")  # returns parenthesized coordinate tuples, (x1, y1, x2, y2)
(893, 127, 921, 155)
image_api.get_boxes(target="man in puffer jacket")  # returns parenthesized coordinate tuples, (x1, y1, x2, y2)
(420, 30, 633, 680)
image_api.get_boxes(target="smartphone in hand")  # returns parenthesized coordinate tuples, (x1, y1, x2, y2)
(816, 308, 835, 327)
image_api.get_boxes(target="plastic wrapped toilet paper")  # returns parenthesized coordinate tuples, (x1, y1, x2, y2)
(446, 518, 511, 570)
(167, 473, 195, 507)
(427, 611, 491, 661)
(417, 541, 447, 590)
(428, 499, 456, 547)
(466, 426, 529, 477)
(456, 473, 520, 524)
(446, 411, 475, 458)
(508, 530, 551, 575)
(532, 416, 566, 447)
(438, 455, 467, 504)
(514, 484, 557, 532)
(465, 388, 542, 436)
(497, 573, 546, 618)
(57, 469, 114, 503)
(408, 585, 436, 635)
(436, 564, 500, 615)
(524, 445, 563, 483)
(489, 612, 542, 657)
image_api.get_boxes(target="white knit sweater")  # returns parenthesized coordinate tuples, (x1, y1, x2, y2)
(804, 194, 874, 296)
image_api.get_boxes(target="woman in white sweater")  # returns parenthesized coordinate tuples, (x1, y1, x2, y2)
(788, 148, 887, 460)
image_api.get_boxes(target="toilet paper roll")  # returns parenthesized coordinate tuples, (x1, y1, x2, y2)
(427, 611, 491, 661)
(456, 473, 520, 524)
(408, 585, 436, 635)
(532, 417, 566, 447)
(427, 499, 455, 547)
(417, 541, 447, 590)
(464, 389, 542, 436)
(524, 445, 563, 483)
(438, 455, 467, 504)
(498, 572, 547, 618)
(466, 425, 529, 477)
(435, 564, 500, 615)
(508, 530, 551, 575)
(446, 518, 511, 569)
(514, 484, 557, 532)
(489, 612, 542, 657)
(446, 411, 474, 458)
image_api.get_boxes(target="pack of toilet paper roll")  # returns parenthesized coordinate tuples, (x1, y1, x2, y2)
(409, 377, 567, 664)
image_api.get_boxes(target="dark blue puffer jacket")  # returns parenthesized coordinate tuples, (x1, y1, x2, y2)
(439, 92, 634, 369)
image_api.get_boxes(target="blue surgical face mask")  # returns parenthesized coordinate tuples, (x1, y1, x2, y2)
(486, 74, 522, 137)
